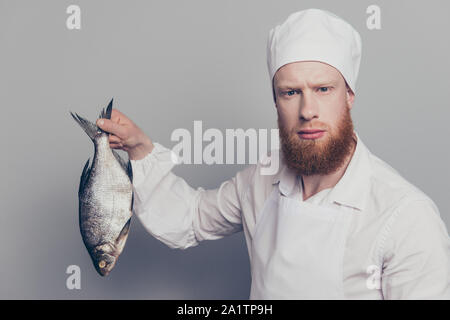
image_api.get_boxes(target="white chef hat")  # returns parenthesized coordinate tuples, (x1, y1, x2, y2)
(267, 8, 362, 97)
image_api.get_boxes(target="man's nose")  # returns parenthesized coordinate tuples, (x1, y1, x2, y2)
(299, 91, 319, 121)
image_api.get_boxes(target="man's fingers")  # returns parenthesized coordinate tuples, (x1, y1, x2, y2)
(111, 111, 122, 124)
(110, 142, 123, 149)
(97, 118, 126, 138)
(109, 134, 121, 144)
(111, 109, 130, 122)
(111, 108, 137, 126)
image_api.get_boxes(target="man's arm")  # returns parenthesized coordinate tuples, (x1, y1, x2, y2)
(381, 198, 450, 299)
(131, 142, 255, 249)
(96, 109, 255, 249)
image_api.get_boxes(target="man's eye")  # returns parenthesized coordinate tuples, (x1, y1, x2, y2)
(318, 87, 330, 92)
(283, 90, 296, 96)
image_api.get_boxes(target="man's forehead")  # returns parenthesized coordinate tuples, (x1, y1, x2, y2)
(274, 62, 344, 87)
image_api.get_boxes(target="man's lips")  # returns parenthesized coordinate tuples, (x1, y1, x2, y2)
(297, 129, 326, 139)
(298, 129, 325, 134)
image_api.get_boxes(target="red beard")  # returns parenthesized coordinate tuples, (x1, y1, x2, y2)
(278, 107, 355, 176)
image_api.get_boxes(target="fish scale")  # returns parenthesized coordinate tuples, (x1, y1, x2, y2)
(70, 98, 133, 276)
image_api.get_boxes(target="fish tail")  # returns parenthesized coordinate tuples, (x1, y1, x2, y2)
(70, 111, 98, 142)
(99, 98, 113, 120)
(71, 98, 114, 140)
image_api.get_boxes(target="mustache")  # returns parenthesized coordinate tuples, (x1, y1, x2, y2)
(294, 123, 328, 132)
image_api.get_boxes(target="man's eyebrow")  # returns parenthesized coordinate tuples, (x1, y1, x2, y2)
(275, 85, 296, 91)
(276, 81, 335, 90)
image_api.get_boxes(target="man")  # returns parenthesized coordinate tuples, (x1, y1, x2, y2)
(96, 8, 450, 299)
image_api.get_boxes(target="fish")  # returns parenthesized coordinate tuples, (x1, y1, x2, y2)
(70, 98, 133, 276)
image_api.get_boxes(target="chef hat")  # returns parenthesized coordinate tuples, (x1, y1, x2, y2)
(267, 8, 362, 96)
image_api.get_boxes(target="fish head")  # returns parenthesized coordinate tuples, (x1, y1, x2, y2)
(95, 253, 116, 276)
(92, 243, 117, 276)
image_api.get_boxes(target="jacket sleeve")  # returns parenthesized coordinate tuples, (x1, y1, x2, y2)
(130, 142, 255, 249)
(380, 198, 450, 299)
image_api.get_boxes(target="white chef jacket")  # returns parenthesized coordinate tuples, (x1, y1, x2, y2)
(130, 131, 450, 299)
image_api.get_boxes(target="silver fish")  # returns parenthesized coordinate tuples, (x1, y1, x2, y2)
(70, 99, 133, 276)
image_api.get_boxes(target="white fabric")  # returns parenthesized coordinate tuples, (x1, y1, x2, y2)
(250, 186, 354, 299)
(130, 131, 450, 299)
(267, 8, 362, 93)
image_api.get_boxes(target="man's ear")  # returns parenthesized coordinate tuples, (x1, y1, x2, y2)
(346, 84, 355, 110)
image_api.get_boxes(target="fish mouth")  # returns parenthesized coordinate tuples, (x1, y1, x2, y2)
(97, 266, 112, 277)
(95, 259, 116, 277)
(92, 248, 117, 277)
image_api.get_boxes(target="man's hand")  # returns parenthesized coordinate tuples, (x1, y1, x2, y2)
(96, 109, 154, 160)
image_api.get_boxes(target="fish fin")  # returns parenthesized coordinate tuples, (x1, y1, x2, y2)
(70, 111, 98, 142)
(79, 158, 91, 198)
(127, 159, 133, 183)
(115, 218, 131, 248)
(131, 192, 134, 212)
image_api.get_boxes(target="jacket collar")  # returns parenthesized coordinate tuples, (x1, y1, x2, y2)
(271, 131, 372, 211)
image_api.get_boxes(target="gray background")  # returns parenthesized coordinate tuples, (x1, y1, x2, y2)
(0, 0, 448, 299)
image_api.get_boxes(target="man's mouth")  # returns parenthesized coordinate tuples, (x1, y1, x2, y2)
(297, 129, 326, 140)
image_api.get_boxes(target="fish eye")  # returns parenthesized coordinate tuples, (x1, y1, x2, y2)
(99, 260, 106, 268)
